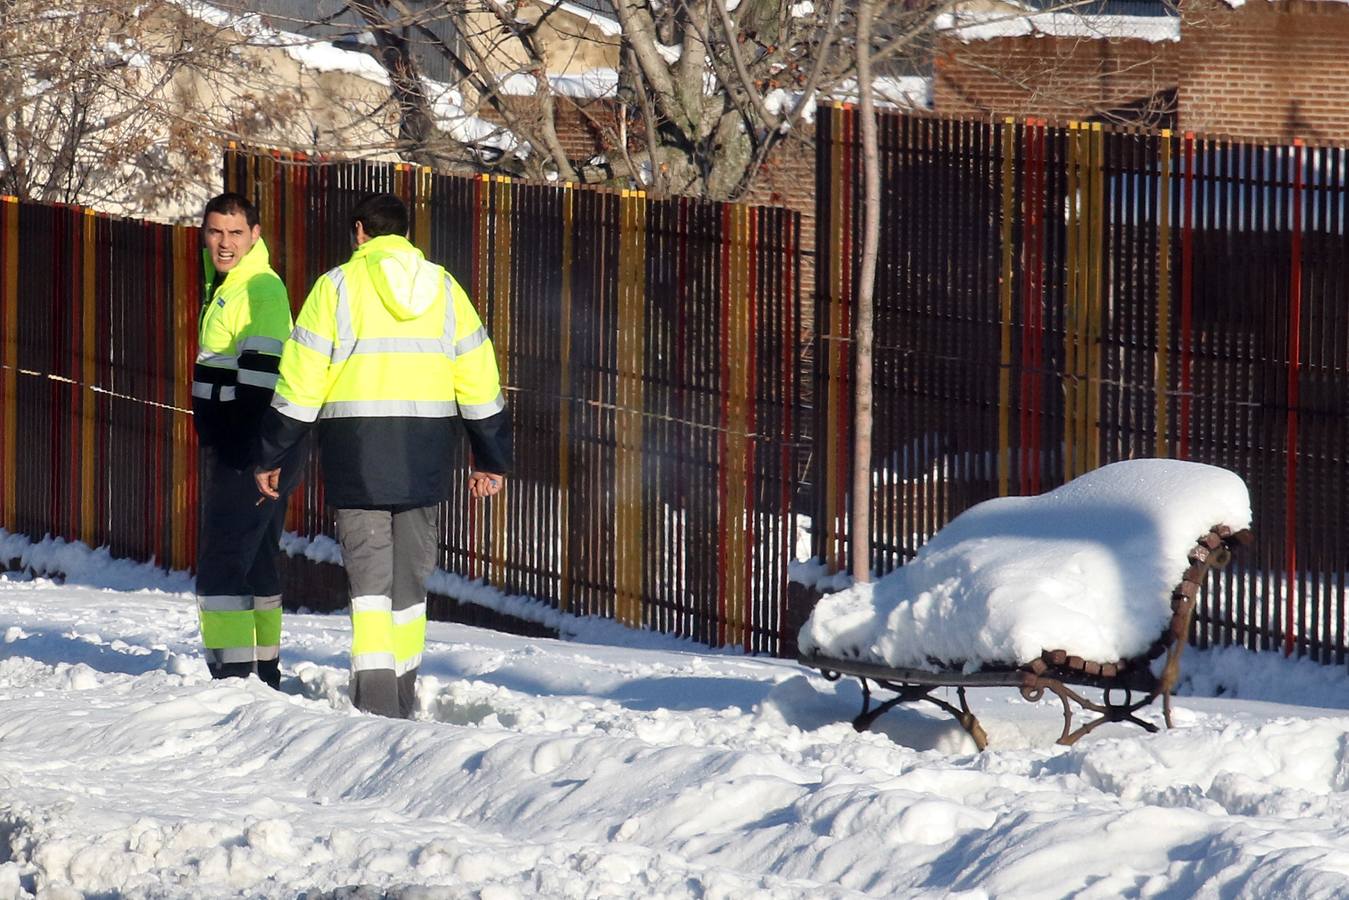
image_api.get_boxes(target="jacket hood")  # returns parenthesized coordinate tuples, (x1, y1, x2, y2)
(355, 234, 440, 320)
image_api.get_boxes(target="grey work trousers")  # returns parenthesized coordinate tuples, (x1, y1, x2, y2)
(336, 505, 438, 719)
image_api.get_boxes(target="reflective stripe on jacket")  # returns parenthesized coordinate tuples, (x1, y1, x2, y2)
(257, 234, 512, 507)
(193, 238, 292, 464)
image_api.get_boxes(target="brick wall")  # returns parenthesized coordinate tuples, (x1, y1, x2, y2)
(932, 34, 1181, 125)
(933, 2, 1349, 143)
(740, 127, 819, 308)
(1180, 0, 1349, 143)
(478, 95, 612, 163)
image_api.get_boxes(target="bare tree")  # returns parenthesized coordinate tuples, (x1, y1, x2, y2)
(0, 0, 1183, 214)
(317, 0, 1173, 200)
(0, 0, 318, 213)
(281, 0, 943, 199)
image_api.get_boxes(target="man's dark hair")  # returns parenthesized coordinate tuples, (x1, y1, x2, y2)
(202, 192, 259, 229)
(351, 193, 409, 239)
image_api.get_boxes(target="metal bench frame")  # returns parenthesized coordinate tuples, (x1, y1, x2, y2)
(800, 526, 1252, 750)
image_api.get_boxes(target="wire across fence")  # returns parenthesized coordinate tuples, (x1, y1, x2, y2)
(0, 201, 199, 570)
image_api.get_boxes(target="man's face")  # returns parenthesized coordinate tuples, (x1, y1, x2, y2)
(203, 210, 260, 275)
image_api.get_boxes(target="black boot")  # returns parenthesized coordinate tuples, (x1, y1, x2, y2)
(208, 662, 254, 680)
(257, 659, 281, 690)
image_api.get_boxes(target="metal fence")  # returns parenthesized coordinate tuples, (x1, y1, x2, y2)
(814, 105, 1348, 664)
(0, 148, 807, 654)
(11, 111, 1349, 667)
(0, 201, 200, 570)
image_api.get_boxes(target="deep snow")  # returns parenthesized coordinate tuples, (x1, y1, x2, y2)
(3, 544, 1349, 897)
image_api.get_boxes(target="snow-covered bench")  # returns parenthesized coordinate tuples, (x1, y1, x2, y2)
(797, 459, 1253, 749)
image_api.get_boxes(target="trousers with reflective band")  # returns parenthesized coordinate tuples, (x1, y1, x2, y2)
(336, 504, 436, 719)
(195, 445, 300, 685)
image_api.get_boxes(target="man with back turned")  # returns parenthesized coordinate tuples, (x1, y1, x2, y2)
(254, 192, 512, 718)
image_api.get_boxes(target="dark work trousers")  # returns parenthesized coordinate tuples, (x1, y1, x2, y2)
(195, 445, 301, 688)
(335, 505, 438, 719)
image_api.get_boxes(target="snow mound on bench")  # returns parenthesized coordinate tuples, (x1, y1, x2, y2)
(799, 459, 1251, 671)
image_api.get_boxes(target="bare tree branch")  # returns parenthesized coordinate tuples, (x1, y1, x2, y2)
(711, 0, 781, 133)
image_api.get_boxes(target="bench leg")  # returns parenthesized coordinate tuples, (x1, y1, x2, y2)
(850, 679, 988, 750)
(852, 678, 929, 731)
(922, 686, 989, 751)
(1022, 677, 1160, 746)
(853, 694, 912, 732)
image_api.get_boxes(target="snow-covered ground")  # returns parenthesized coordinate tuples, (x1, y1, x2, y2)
(5, 567, 1349, 897)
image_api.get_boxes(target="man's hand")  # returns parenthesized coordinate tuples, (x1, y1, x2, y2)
(468, 471, 504, 500)
(255, 467, 281, 501)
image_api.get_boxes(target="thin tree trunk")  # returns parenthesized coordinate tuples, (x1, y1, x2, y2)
(852, 0, 880, 583)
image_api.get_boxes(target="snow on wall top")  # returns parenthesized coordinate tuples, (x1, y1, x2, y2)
(550, 1, 623, 37)
(799, 459, 1251, 671)
(172, 0, 391, 83)
(934, 9, 1181, 43)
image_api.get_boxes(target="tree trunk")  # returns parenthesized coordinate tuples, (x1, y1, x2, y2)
(351, 0, 437, 167)
(851, 0, 880, 583)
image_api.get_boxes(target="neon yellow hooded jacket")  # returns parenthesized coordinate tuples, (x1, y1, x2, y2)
(257, 234, 511, 507)
(193, 237, 291, 466)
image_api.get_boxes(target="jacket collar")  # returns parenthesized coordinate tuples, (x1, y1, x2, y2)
(352, 233, 415, 260)
(205, 236, 274, 295)
(225, 236, 273, 283)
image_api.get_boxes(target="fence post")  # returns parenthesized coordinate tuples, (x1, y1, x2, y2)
(1155, 129, 1173, 459)
(1, 198, 16, 532)
(998, 119, 1015, 497)
(1285, 138, 1305, 657)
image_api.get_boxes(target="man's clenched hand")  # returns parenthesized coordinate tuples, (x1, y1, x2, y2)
(468, 471, 503, 500)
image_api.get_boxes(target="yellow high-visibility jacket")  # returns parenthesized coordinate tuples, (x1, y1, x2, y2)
(193, 238, 292, 467)
(257, 234, 511, 507)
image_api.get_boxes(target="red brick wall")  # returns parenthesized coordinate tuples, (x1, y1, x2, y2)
(741, 128, 819, 306)
(1180, 0, 1349, 143)
(932, 35, 1180, 125)
(932, 2, 1349, 143)
(478, 95, 611, 162)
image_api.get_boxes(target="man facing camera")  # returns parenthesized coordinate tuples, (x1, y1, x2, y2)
(192, 192, 298, 689)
